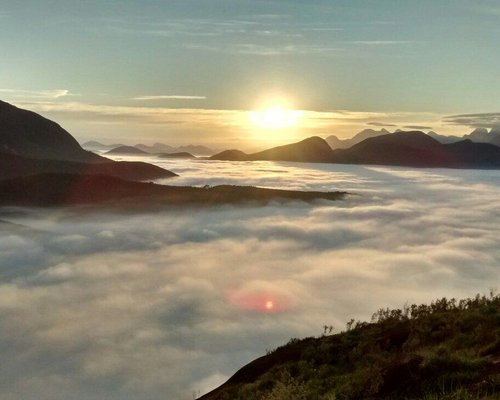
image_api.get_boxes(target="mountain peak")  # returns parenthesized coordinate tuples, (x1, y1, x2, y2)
(0, 99, 100, 162)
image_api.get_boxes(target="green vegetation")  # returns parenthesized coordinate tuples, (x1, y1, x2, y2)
(200, 294, 500, 400)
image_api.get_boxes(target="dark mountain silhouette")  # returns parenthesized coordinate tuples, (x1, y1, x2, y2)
(84, 141, 216, 155)
(134, 143, 215, 155)
(332, 131, 453, 167)
(0, 100, 176, 180)
(0, 173, 345, 208)
(0, 100, 102, 162)
(212, 131, 500, 168)
(199, 294, 500, 400)
(0, 151, 177, 181)
(328, 127, 500, 149)
(211, 149, 249, 161)
(211, 137, 335, 163)
(325, 128, 390, 149)
(105, 145, 149, 155)
(156, 152, 196, 159)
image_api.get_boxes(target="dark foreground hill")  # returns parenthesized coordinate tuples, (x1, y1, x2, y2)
(0, 173, 346, 208)
(0, 100, 176, 181)
(211, 131, 500, 168)
(199, 294, 500, 400)
(0, 151, 176, 181)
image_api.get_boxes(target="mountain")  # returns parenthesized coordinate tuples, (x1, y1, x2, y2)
(430, 127, 500, 147)
(134, 143, 176, 153)
(325, 128, 390, 149)
(156, 152, 196, 159)
(0, 151, 177, 181)
(211, 137, 335, 163)
(0, 100, 176, 181)
(0, 100, 101, 162)
(175, 145, 215, 155)
(427, 131, 461, 144)
(0, 173, 345, 208)
(463, 127, 500, 147)
(105, 145, 149, 156)
(332, 131, 453, 167)
(81, 141, 125, 152)
(211, 131, 500, 168)
(199, 294, 500, 400)
(134, 143, 215, 155)
(333, 131, 500, 167)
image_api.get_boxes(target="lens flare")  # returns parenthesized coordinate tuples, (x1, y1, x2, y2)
(226, 283, 297, 314)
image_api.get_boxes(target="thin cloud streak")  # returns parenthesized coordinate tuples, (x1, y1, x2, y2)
(0, 89, 75, 99)
(132, 95, 206, 101)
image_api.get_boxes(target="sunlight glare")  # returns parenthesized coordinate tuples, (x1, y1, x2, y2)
(248, 105, 303, 130)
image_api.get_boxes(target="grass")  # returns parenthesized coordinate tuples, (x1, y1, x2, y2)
(199, 293, 500, 400)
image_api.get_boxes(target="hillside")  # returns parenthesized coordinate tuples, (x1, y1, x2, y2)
(0, 100, 101, 162)
(0, 151, 176, 181)
(199, 294, 500, 400)
(0, 100, 176, 181)
(0, 173, 346, 208)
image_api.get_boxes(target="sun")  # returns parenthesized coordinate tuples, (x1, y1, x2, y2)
(265, 300, 274, 310)
(248, 105, 303, 130)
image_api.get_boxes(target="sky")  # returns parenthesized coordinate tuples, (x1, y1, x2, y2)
(1, 0, 500, 148)
(1, 160, 500, 399)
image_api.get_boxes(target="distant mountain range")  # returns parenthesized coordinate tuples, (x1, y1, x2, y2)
(211, 131, 500, 168)
(0, 100, 176, 181)
(0, 100, 345, 208)
(83, 140, 216, 156)
(104, 145, 196, 159)
(326, 127, 500, 149)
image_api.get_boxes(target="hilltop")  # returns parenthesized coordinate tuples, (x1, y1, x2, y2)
(199, 294, 500, 400)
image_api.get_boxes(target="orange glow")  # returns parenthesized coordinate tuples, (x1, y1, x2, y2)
(226, 284, 297, 314)
(248, 107, 303, 130)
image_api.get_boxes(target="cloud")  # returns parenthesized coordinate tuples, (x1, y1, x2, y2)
(443, 112, 500, 129)
(367, 122, 397, 127)
(132, 95, 206, 101)
(403, 125, 433, 130)
(183, 43, 344, 56)
(0, 89, 74, 100)
(1, 160, 499, 399)
(348, 40, 418, 45)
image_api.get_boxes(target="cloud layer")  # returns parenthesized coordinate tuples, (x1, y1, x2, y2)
(1, 160, 499, 399)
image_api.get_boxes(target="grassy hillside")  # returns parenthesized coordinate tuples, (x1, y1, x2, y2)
(199, 294, 500, 400)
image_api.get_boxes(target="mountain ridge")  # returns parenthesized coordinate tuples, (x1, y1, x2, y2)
(211, 131, 500, 168)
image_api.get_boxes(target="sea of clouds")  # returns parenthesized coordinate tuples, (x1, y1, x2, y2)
(0, 158, 499, 399)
